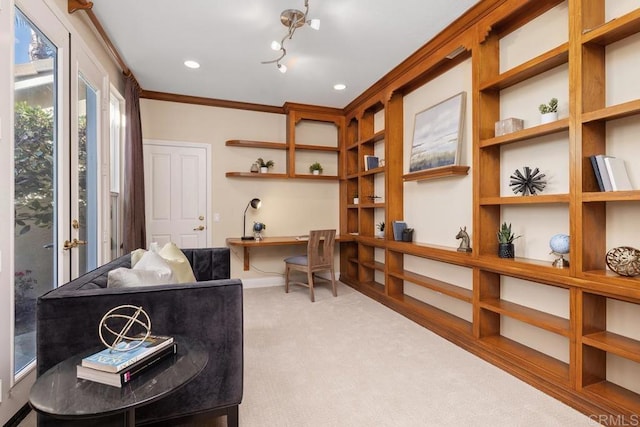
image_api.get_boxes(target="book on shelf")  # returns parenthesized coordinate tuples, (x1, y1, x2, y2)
(589, 155, 605, 192)
(604, 156, 633, 191)
(363, 155, 379, 171)
(77, 343, 177, 388)
(594, 154, 614, 191)
(81, 334, 174, 373)
(392, 221, 407, 241)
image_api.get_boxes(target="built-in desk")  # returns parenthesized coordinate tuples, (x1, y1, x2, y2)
(226, 235, 349, 271)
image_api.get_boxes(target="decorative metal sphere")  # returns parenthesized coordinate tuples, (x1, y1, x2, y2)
(99, 305, 151, 351)
(253, 222, 265, 232)
(549, 234, 570, 255)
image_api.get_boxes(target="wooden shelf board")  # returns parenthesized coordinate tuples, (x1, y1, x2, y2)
(389, 293, 473, 336)
(362, 167, 385, 176)
(357, 203, 386, 209)
(294, 144, 340, 152)
(476, 255, 572, 280)
(582, 99, 640, 123)
(480, 194, 570, 205)
(386, 240, 473, 267)
(582, 190, 640, 202)
(480, 298, 570, 336)
(581, 270, 640, 286)
(225, 172, 289, 179)
(582, 9, 640, 46)
(361, 260, 385, 272)
(481, 335, 570, 382)
(225, 139, 286, 149)
(357, 129, 385, 145)
(480, 43, 569, 91)
(403, 165, 469, 182)
(361, 280, 385, 295)
(390, 270, 473, 303)
(290, 173, 339, 180)
(346, 173, 359, 179)
(583, 331, 640, 364)
(480, 118, 569, 147)
(582, 381, 640, 414)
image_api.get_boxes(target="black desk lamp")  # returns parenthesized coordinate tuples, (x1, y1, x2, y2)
(242, 198, 262, 240)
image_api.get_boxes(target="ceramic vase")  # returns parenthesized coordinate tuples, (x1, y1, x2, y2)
(498, 243, 514, 258)
(260, 166, 268, 173)
(540, 112, 558, 124)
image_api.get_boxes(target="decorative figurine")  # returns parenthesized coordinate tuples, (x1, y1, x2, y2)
(509, 166, 546, 196)
(606, 246, 640, 277)
(253, 222, 266, 240)
(549, 233, 570, 268)
(455, 227, 472, 252)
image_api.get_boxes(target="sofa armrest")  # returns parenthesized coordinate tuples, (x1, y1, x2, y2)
(36, 278, 243, 426)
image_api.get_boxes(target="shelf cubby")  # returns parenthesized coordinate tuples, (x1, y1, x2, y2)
(479, 299, 570, 337)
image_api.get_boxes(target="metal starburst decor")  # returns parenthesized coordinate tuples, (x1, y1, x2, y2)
(509, 166, 546, 196)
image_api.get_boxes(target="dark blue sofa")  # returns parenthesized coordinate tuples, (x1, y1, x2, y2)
(35, 248, 242, 426)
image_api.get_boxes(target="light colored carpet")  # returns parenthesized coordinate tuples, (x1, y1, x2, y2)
(241, 282, 596, 427)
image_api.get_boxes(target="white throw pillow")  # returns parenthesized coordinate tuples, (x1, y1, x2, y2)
(107, 267, 170, 288)
(131, 248, 146, 267)
(159, 242, 197, 283)
(133, 251, 176, 284)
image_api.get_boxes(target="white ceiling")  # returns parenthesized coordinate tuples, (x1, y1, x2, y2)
(91, 0, 479, 109)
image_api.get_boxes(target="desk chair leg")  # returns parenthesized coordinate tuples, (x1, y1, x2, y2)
(285, 264, 290, 293)
(330, 268, 337, 297)
(307, 270, 315, 302)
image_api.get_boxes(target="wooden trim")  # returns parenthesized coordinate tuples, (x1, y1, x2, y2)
(140, 90, 284, 114)
(68, 1, 132, 78)
(68, 0, 93, 14)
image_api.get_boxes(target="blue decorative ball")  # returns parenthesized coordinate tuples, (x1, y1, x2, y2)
(253, 222, 265, 232)
(549, 234, 570, 255)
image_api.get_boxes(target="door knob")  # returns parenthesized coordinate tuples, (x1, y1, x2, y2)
(193, 225, 205, 231)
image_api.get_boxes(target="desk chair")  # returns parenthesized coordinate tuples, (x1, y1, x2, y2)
(284, 229, 337, 302)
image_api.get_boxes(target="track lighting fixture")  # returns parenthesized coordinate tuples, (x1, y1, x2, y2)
(262, 0, 320, 73)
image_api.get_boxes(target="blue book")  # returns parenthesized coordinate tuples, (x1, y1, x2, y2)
(81, 335, 174, 373)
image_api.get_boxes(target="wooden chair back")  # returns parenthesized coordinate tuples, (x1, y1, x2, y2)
(307, 229, 336, 271)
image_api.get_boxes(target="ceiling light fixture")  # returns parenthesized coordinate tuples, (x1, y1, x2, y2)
(184, 60, 200, 69)
(261, 0, 320, 73)
(333, 83, 346, 91)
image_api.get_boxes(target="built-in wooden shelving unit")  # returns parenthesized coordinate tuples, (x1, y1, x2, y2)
(338, 1, 640, 423)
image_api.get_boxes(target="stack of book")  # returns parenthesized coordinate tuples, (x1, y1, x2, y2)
(589, 155, 633, 192)
(77, 335, 176, 387)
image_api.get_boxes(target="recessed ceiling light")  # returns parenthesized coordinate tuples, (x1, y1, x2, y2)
(184, 60, 200, 69)
(333, 83, 346, 91)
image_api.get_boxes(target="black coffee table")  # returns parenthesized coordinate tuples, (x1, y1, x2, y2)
(29, 336, 208, 426)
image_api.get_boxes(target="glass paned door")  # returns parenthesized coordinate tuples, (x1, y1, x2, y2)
(75, 75, 99, 275)
(13, 7, 59, 375)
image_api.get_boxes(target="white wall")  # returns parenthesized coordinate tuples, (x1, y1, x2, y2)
(140, 99, 340, 283)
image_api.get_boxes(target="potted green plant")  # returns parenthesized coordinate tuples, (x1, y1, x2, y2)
(538, 97, 558, 124)
(309, 162, 323, 175)
(257, 158, 274, 173)
(376, 221, 385, 238)
(497, 222, 521, 258)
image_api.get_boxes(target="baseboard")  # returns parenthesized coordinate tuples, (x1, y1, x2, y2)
(3, 403, 31, 427)
(242, 271, 340, 289)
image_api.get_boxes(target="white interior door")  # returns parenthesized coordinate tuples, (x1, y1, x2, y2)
(143, 140, 210, 248)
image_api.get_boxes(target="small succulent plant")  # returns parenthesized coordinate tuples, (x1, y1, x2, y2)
(497, 222, 521, 244)
(538, 98, 558, 114)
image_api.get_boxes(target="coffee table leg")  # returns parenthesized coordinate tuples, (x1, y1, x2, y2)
(124, 408, 135, 427)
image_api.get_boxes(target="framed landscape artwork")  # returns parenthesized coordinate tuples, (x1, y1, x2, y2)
(409, 92, 466, 173)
